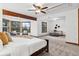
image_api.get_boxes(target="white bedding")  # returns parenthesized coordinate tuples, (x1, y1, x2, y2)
(4, 42, 29, 56)
(25, 38, 47, 55)
(0, 37, 47, 56)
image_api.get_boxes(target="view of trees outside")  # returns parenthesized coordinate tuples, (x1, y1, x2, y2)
(3, 19, 31, 35)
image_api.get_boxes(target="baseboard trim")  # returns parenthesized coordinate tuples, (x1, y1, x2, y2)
(66, 42, 79, 46)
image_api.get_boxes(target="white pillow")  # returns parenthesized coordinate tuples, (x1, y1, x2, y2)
(0, 39, 3, 51)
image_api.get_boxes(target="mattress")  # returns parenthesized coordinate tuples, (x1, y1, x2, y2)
(1, 37, 47, 56)
(4, 41, 29, 56)
(25, 38, 47, 55)
(0, 47, 10, 56)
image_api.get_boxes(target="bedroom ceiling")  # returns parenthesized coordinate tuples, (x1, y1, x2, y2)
(2, 3, 79, 17)
(2, 3, 63, 17)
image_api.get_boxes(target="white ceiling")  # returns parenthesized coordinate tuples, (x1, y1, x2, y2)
(2, 3, 63, 17)
(2, 3, 79, 17)
(46, 3, 79, 14)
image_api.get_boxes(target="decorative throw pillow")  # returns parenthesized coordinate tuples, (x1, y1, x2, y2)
(0, 32, 9, 45)
(5, 32, 12, 42)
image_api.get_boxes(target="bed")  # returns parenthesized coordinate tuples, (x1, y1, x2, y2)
(0, 36, 49, 56)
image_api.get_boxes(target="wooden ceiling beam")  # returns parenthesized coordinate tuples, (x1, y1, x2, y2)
(3, 9, 37, 21)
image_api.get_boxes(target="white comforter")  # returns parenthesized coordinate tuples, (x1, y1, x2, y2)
(0, 37, 47, 56)
(5, 42, 30, 56)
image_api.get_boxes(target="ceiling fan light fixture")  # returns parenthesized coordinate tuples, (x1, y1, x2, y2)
(28, 4, 47, 14)
(35, 9, 41, 13)
(35, 3, 43, 8)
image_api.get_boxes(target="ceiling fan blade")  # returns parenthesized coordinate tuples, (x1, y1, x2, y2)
(33, 4, 37, 8)
(28, 9, 35, 11)
(33, 4, 41, 9)
(42, 7, 48, 10)
(41, 11, 46, 14)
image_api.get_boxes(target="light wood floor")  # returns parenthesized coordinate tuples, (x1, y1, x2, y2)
(38, 36, 79, 56)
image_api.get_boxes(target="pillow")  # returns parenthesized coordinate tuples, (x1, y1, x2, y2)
(0, 32, 9, 45)
(0, 39, 3, 51)
(5, 32, 12, 42)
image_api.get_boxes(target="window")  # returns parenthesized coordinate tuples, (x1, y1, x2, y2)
(11, 21, 20, 33)
(2, 18, 31, 35)
(42, 22, 47, 33)
(22, 22, 31, 34)
(3, 19, 9, 32)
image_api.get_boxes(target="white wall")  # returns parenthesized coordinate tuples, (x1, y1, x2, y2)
(66, 9, 78, 44)
(48, 19, 65, 33)
(47, 8, 78, 44)
(31, 20, 38, 36)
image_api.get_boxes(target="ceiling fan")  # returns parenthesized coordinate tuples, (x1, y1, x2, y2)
(28, 4, 48, 14)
